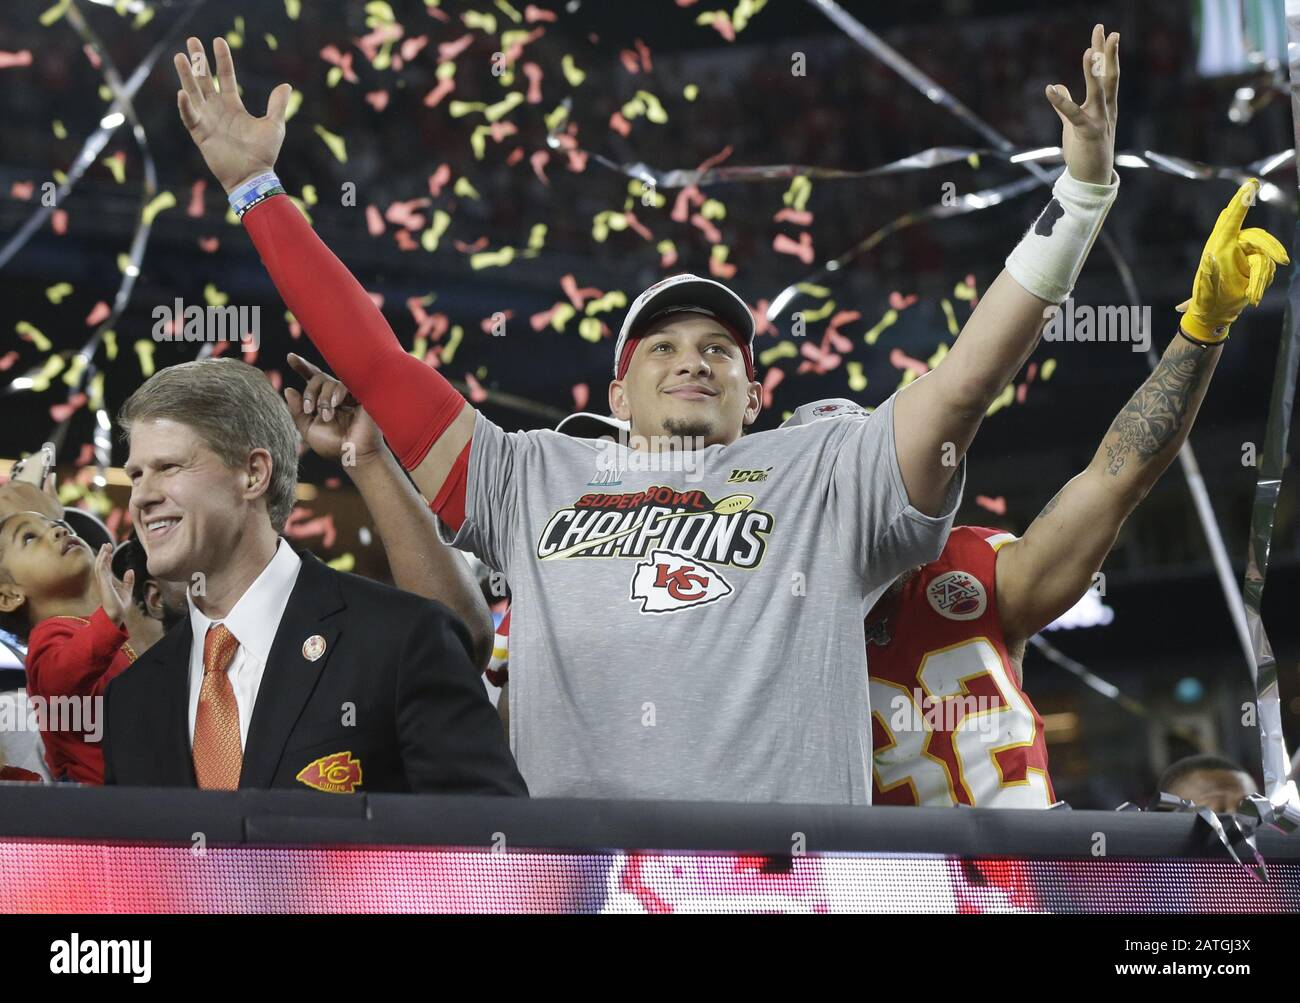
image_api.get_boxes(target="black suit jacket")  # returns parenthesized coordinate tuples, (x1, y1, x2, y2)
(103, 551, 527, 796)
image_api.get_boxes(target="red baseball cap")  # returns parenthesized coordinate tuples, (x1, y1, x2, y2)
(614, 273, 756, 381)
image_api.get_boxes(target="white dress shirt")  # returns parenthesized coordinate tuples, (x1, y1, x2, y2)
(186, 538, 302, 750)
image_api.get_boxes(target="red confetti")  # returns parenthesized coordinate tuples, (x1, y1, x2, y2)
(427, 164, 452, 197)
(522, 62, 543, 103)
(284, 509, 337, 547)
(453, 237, 489, 254)
(365, 205, 385, 236)
(464, 372, 489, 403)
(49, 393, 87, 423)
(710, 12, 735, 41)
(888, 291, 919, 310)
(634, 39, 653, 72)
(529, 150, 550, 185)
(320, 45, 358, 83)
(198, 236, 219, 253)
(74, 442, 95, 467)
(773, 208, 813, 226)
(385, 198, 431, 231)
(354, 25, 401, 65)
(572, 383, 589, 411)
(502, 28, 544, 66)
(82, 44, 100, 71)
(187, 178, 206, 217)
(976, 495, 1007, 515)
(623, 211, 653, 241)
(394, 230, 418, 251)
(479, 310, 514, 334)
(10, 181, 33, 201)
(824, 311, 860, 352)
(400, 35, 429, 61)
(0, 352, 17, 371)
(565, 149, 588, 173)
(709, 253, 736, 280)
(561, 275, 602, 309)
(749, 300, 776, 338)
(619, 50, 640, 75)
(424, 78, 455, 107)
(266, 369, 282, 392)
(437, 34, 474, 62)
(609, 111, 631, 137)
(772, 232, 814, 265)
(506, 147, 525, 166)
(659, 243, 677, 269)
(690, 213, 722, 245)
(671, 184, 703, 223)
(525, 5, 558, 22)
(1016, 383, 1028, 404)
(530, 302, 567, 331)
(889, 348, 930, 375)
(85, 301, 110, 326)
(365, 90, 390, 112)
(51, 209, 68, 235)
(0, 51, 33, 70)
(760, 367, 784, 409)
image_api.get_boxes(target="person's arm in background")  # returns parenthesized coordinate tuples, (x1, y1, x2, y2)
(995, 179, 1288, 643)
(893, 24, 1120, 515)
(173, 37, 477, 526)
(284, 354, 495, 669)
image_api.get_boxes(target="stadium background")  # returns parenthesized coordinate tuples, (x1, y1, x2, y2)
(0, 0, 1296, 810)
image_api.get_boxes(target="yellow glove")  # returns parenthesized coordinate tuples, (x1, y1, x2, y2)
(1177, 178, 1289, 344)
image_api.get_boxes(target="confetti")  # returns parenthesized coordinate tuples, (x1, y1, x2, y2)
(142, 191, 176, 226)
(85, 301, 110, 326)
(16, 321, 51, 352)
(0, 51, 33, 70)
(45, 283, 73, 304)
(976, 495, 1007, 515)
(313, 125, 348, 163)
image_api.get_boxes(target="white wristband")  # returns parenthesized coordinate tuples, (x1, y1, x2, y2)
(1005, 168, 1119, 304)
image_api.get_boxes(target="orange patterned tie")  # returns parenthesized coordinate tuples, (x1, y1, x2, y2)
(192, 623, 243, 790)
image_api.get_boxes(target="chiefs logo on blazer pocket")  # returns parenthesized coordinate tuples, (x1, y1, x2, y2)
(296, 751, 363, 793)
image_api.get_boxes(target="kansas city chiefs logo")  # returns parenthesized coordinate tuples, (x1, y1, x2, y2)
(630, 549, 733, 613)
(925, 570, 987, 621)
(296, 751, 363, 793)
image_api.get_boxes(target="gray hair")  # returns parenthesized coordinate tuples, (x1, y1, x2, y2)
(118, 358, 299, 532)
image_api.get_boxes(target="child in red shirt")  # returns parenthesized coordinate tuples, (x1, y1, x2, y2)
(0, 511, 161, 783)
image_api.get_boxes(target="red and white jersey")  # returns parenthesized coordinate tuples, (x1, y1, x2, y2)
(866, 526, 1055, 808)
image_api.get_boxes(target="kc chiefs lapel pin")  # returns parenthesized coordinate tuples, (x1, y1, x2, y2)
(302, 634, 327, 662)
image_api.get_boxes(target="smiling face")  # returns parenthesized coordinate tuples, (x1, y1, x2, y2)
(0, 512, 94, 621)
(125, 418, 270, 583)
(609, 313, 760, 447)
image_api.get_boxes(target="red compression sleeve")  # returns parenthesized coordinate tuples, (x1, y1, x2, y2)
(242, 194, 466, 470)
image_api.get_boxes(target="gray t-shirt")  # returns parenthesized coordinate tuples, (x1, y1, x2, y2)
(442, 392, 963, 803)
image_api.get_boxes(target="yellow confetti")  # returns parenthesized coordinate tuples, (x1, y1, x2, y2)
(411, 335, 428, 360)
(684, 84, 699, 101)
(783, 176, 812, 213)
(578, 317, 603, 342)
(133, 340, 155, 378)
(62, 353, 88, 387)
(39, 0, 70, 27)
(847, 361, 867, 392)
(52, 120, 67, 140)
(470, 247, 516, 270)
(527, 223, 547, 251)
(758, 341, 797, 366)
(450, 101, 488, 119)
(142, 191, 176, 226)
(561, 54, 585, 87)
(365, 1, 395, 22)
(436, 61, 457, 81)
(326, 67, 343, 88)
(940, 298, 958, 336)
(225, 206, 240, 226)
(732, 0, 768, 33)
(635, 90, 668, 124)
(313, 125, 348, 163)
(463, 10, 498, 33)
(1041, 358, 1057, 380)
(485, 92, 524, 123)
(57, 483, 83, 505)
(700, 199, 726, 221)
(88, 372, 105, 411)
(896, 369, 919, 391)
(711, 245, 732, 268)
(98, 85, 112, 102)
(103, 154, 126, 184)
(45, 283, 73, 304)
(203, 283, 229, 307)
(863, 308, 897, 345)
(953, 279, 976, 302)
(802, 300, 836, 323)
(548, 304, 576, 332)
(103, 331, 117, 361)
(927, 342, 949, 369)
(301, 184, 318, 206)
(16, 322, 52, 352)
(29, 356, 65, 393)
(285, 0, 301, 18)
(966, 152, 981, 170)
(327, 553, 356, 571)
(421, 210, 452, 251)
(53, 169, 68, 186)
(265, 33, 278, 51)
(453, 177, 480, 200)
(470, 125, 491, 160)
(985, 383, 1015, 416)
(794, 281, 829, 298)
(133, 6, 154, 28)
(285, 90, 304, 120)
(495, 0, 523, 22)
(657, 239, 676, 256)
(226, 16, 244, 49)
(584, 291, 627, 316)
(116, 253, 135, 275)
(544, 104, 569, 131)
(442, 325, 464, 364)
(621, 97, 646, 121)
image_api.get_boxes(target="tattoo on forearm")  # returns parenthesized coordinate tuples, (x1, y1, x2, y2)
(1103, 339, 1214, 476)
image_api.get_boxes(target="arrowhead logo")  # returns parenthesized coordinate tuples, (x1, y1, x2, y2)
(296, 751, 363, 793)
(630, 549, 733, 613)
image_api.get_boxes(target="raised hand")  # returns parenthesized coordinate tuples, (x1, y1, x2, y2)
(93, 544, 132, 627)
(1177, 179, 1290, 343)
(284, 353, 385, 468)
(1046, 24, 1119, 185)
(174, 36, 292, 194)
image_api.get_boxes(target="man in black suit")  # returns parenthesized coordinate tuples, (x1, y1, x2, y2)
(104, 357, 526, 796)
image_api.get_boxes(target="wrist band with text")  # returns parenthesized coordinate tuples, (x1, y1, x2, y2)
(229, 172, 284, 219)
